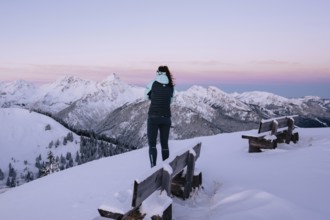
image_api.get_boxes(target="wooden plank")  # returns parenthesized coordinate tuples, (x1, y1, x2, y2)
(169, 151, 189, 177)
(249, 138, 276, 149)
(161, 168, 171, 197)
(242, 134, 264, 140)
(98, 208, 124, 220)
(183, 152, 195, 199)
(169, 143, 201, 178)
(132, 167, 163, 207)
(258, 116, 298, 133)
(192, 143, 202, 160)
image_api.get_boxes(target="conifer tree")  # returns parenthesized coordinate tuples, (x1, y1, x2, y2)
(75, 151, 81, 165)
(67, 132, 74, 142)
(6, 163, 17, 187)
(55, 139, 60, 148)
(25, 171, 34, 182)
(48, 140, 54, 148)
(0, 168, 4, 181)
(6, 177, 10, 187)
(63, 137, 68, 145)
(45, 124, 51, 131)
(35, 154, 42, 169)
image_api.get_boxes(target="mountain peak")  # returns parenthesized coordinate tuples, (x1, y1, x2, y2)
(101, 73, 122, 85)
(100, 73, 126, 88)
(0, 80, 36, 95)
(105, 73, 120, 81)
(55, 75, 84, 85)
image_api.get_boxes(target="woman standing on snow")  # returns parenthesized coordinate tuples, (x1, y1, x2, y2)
(145, 66, 175, 167)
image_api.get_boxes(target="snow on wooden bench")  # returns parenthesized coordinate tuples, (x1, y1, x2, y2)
(242, 115, 299, 153)
(98, 142, 202, 219)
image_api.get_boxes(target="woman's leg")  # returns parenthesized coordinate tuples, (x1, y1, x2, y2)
(159, 118, 171, 161)
(147, 117, 159, 167)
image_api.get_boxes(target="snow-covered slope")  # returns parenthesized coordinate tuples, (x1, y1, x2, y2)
(0, 108, 80, 187)
(0, 127, 329, 220)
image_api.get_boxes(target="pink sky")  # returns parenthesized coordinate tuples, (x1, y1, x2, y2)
(0, 0, 329, 97)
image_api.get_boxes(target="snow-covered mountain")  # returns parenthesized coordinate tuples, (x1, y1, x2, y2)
(0, 108, 80, 189)
(1, 75, 330, 149)
(0, 74, 144, 130)
(1, 127, 330, 220)
(96, 85, 330, 148)
(0, 80, 37, 107)
(55, 74, 144, 129)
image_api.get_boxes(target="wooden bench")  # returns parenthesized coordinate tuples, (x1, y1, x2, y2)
(242, 115, 299, 153)
(98, 143, 202, 219)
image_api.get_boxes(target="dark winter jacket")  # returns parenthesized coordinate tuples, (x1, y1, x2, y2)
(145, 73, 174, 117)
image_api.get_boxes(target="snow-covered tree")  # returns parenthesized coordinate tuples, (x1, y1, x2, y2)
(6, 163, 17, 187)
(40, 151, 60, 177)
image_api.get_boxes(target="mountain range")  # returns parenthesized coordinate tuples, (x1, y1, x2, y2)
(1, 74, 329, 149)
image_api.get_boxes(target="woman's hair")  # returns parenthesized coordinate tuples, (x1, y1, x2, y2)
(158, 65, 175, 87)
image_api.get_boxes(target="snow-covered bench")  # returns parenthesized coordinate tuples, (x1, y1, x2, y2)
(98, 143, 202, 219)
(242, 115, 299, 153)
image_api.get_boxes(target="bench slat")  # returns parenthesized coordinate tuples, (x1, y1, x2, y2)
(132, 167, 163, 207)
(258, 116, 297, 133)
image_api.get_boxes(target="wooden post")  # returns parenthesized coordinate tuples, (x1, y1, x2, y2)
(183, 151, 195, 199)
(271, 120, 278, 135)
(192, 172, 202, 188)
(285, 118, 294, 144)
(293, 132, 299, 143)
(151, 204, 172, 220)
(161, 168, 171, 197)
(248, 139, 262, 153)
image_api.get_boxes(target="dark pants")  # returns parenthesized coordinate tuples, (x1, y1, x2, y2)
(147, 116, 171, 167)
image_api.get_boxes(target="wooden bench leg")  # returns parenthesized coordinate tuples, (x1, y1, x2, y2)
(248, 139, 262, 153)
(192, 172, 202, 188)
(292, 132, 299, 143)
(171, 171, 202, 199)
(249, 145, 262, 153)
(151, 204, 172, 220)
